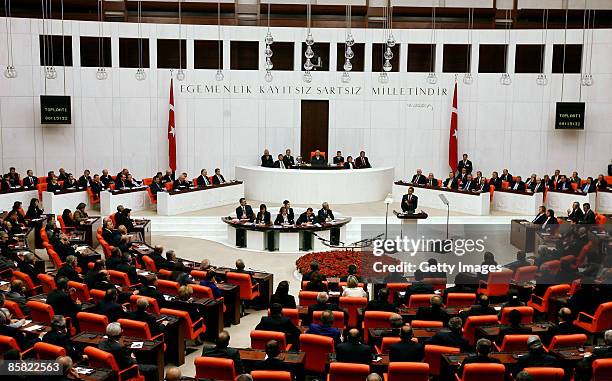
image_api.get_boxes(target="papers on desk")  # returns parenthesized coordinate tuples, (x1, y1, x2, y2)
(75, 367, 95, 375)
(24, 320, 32, 325)
(136, 245, 149, 250)
(494, 306, 502, 311)
(130, 342, 144, 349)
(23, 324, 43, 332)
(75, 246, 88, 253)
(138, 270, 151, 276)
(0, 280, 9, 286)
(163, 295, 173, 301)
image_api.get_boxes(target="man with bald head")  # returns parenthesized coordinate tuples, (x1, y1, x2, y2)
(310, 150, 326, 166)
(202, 330, 244, 374)
(164, 367, 182, 381)
(410, 169, 427, 185)
(336, 328, 373, 364)
(543, 307, 579, 345)
(366, 374, 382, 381)
(127, 297, 167, 336)
(389, 324, 424, 362)
(148, 245, 168, 270)
(415, 295, 449, 325)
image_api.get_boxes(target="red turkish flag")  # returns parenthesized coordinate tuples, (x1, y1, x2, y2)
(168, 78, 177, 171)
(448, 81, 458, 172)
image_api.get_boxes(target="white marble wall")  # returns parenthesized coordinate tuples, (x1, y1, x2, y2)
(0, 18, 611, 181)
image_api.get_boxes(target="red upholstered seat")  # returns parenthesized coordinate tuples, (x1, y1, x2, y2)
(299, 333, 335, 373)
(194, 357, 235, 381)
(85, 346, 144, 381)
(523, 367, 565, 381)
(326, 362, 370, 381)
(456, 363, 505, 381)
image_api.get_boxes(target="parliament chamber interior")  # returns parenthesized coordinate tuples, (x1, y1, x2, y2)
(0, 0, 612, 380)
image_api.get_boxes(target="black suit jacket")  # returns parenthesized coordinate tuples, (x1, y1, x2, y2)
(568, 208, 584, 223)
(46, 289, 81, 319)
(500, 173, 513, 183)
(462, 180, 477, 191)
(18, 262, 42, 284)
(556, 180, 571, 191)
(365, 300, 397, 313)
(197, 175, 211, 187)
(411, 174, 427, 184)
(252, 357, 294, 373)
(543, 321, 579, 345)
(115, 213, 134, 232)
(212, 174, 226, 184)
(489, 177, 502, 190)
(236, 205, 255, 221)
(580, 209, 596, 224)
(43, 329, 81, 359)
(443, 178, 459, 189)
(415, 306, 450, 324)
(149, 182, 165, 195)
(255, 316, 301, 345)
(139, 286, 165, 307)
(173, 179, 191, 190)
(103, 228, 121, 246)
(126, 310, 163, 336)
(296, 212, 316, 225)
(355, 156, 371, 169)
(317, 208, 334, 222)
(22, 176, 39, 189)
(336, 342, 373, 364)
(425, 331, 472, 353)
(426, 178, 439, 187)
(510, 181, 526, 191)
(96, 300, 127, 322)
(274, 213, 294, 225)
(531, 183, 545, 193)
(78, 176, 92, 188)
(458, 355, 502, 376)
(389, 340, 424, 362)
(47, 182, 62, 192)
(98, 338, 136, 369)
(261, 155, 274, 168)
(532, 213, 547, 224)
(457, 160, 473, 174)
(56, 264, 81, 282)
(256, 211, 271, 225)
(91, 182, 104, 195)
(100, 175, 113, 187)
(202, 346, 244, 374)
(401, 194, 418, 212)
(283, 155, 295, 168)
(513, 349, 561, 376)
(310, 155, 327, 166)
(343, 162, 356, 169)
(333, 156, 344, 165)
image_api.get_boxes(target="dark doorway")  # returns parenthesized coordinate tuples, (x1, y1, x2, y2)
(300, 100, 329, 162)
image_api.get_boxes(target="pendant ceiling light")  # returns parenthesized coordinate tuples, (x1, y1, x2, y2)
(42, 0, 57, 80)
(215, 0, 223, 81)
(176, 0, 185, 81)
(536, 9, 548, 86)
(341, 4, 353, 83)
(426, 5, 437, 85)
(95, 0, 108, 80)
(463, 8, 474, 85)
(500, 9, 512, 86)
(581, 8, 594, 87)
(135, 0, 146, 80)
(264, 2, 273, 82)
(303, 0, 314, 83)
(3, 0, 17, 79)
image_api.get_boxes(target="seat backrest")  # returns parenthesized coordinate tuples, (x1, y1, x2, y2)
(129, 294, 160, 314)
(250, 330, 288, 351)
(385, 283, 410, 303)
(279, 308, 300, 327)
(12, 271, 36, 291)
(251, 371, 292, 381)
(26, 301, 54, 323)
(499, 306, 534, 324)
(85, 346, 120, 371)
(298, 291, 319, 307)
(593, 359, 612, 381)
(90, 289, 106, 303)
(69, 281, 91, 302)
(37, 274, 57, 294)
(117, 318, 152, 340)
(299, 333, 335, 373)
(408, 294, 437, 308)
(226, 272, 255, 299)
(141, 255, 157, 272)
(108, 269, 131, 287)
(411, 320, 443, 328)
(156, 279, 180, 295)
(327, 362, 370, 381)
(513, 266, 538, 283)
(461, 363, 505, 381)
(191, 284, 214, 299)
(387, 362, 429, 381)
(592, 302, 612, 332)
(523, 367, 565, 381)
(3, 300, 25, 318)
(379, 337, 401, 354)
(190, 270, 207, 281)
(33, 342, 66, 359)
(312, 310, 344, 328)
(0, 335, 20, 352)
(540, 260, 561, 275)
(77, 312, 109, 334)
(537, 284, 571, 311)
(463, 315, 499, 345)
(159, 308, 196, 337)
(499, 334, 533, 352)
(446, 293, 476, 307)
(339, 296, 368, 327)
(424, 345, 461, 376)
(194, 357, 236, 381)
(481, 269, 514, 296)
(363, 311, 394, 343)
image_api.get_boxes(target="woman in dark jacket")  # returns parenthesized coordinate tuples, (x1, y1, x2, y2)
(270, 281, 296, 308)
(25, 198, 44, 219)
(61, 209, 76, 228)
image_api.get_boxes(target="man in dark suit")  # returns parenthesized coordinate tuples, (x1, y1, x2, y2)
(580, 203, 596, 224)
(489, 172, 502, 190)
(114, 173, 128, 190)
(575, 329, 612, 381)
(317, 202, 334, 222)
(458, 338, 501, 376)
(531, 178, 546, 193)
(148, 246, 168, 271)
(255, 303, 302, 347)
(456, 168, 469, 184)
(310, 150, 327, 166)
(56, 255, 82, 282)
(550, 169, 561, 184)
(303, 292, 341, 326)
(457, 154, 473, 174)
(197, 169, 211, 186)
(139, 276, 165, 307)
(343, 156, 356, 169)
(336, 328, 373, 364)
(236, 198, 255, 221)
(296, 208, 316, 225)
(252, 340, 294, 374)
(595, 174, 608, 190)
(425, 317, 472, 352)
(173, 173, 191, 190)
(77, 170, 92, 188)
(102, 218, 121, 246)
(332, 151, 344, 165)
(17, 252, 42, 284)
(461, 174, 477, 191)
(355, 151, 371, 169)
(443, 172, 459, 189)
(410, 169, 427, 185)
(43, 315, 83, 360)
(273, 154, 288, 169)
(401, 187, 418, 213)
(403, 270, 434, 303)
(555, 175, 571, 191)
(6, 167, 20, 187)
(569, 171, 581, 184)
(202, 331, 244, 374)
(283, 149, 295, 168)
(127, 298, 167, 336)
(99, 322, 158, 381)
(389, 325, 424, 362)
(415, 295, 449, 325)
(275, 206, 294, 225)
(425, 173, 438, 187)
(511, 175, 526, 191)
(149, 176, 165, 197)
(504, 251, 531, 274)
(460, 295, 497, 320)
(96, 288, 127, 322)
(567, 202, 584, 223)
(212, 168, 226, 184)
(115, 208, 134, 232)
(476, 177, 489, 192)
(500, 169, 513, 184)
(261, 149, 274, 168)
(90, 174, 105, 196)
(22, 169, 38, 189)
(46, 277, 81, 329)
(580, 177, 596, 193)
(365, 288, 396, 312)
(100, 169, 113, 187)
(543, 307, 579, 346)
(513, 336, 561, 377)
(301, 261, 321, 282)
(499, 309, 532, 339)
(6, 280, 30, 315)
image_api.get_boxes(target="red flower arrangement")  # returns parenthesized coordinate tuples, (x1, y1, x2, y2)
(295, 250, 400, 278)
